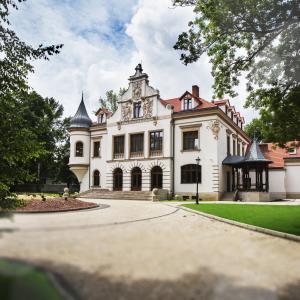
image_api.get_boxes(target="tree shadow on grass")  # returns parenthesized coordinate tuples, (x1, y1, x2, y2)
(21, 260, 300, 300)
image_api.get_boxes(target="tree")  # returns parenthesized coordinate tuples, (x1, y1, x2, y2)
(0, 0, 63, 199)
(173, 0, 299, 146)
(244, 118, 266, 142)
(0, 0, 63, 95)
(245, 86, 300, 147)
(98, 88, 126, 113)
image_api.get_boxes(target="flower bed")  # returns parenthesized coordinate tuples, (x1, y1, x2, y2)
(8, 198, 98, 213)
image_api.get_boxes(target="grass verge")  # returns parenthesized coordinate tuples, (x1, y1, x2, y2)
(0, 259, 64, 300)
(183, 204, 300, 236)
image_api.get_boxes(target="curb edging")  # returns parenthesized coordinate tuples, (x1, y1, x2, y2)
(177, 205, 300, 243)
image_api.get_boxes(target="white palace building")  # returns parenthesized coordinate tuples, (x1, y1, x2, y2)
(68, 65, 300, 201)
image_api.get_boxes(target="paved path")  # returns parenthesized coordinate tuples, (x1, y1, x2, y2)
(0, 199, 299, 300)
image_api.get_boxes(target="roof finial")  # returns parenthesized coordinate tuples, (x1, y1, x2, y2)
(81, 91, 84, 102)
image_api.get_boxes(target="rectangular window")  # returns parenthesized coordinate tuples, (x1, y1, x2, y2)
(133, 102, 142, 118)
(242, 145, 245, 156)
(181, 164, 202, 184)
(93, 141, 100, 157)
(227, 135, 230, 155)
(150, 131, 163, 156)
(237, 143, 241, 156)
(130, 133, 144, 156)
(233, 140, 236, 155)
(184, 99, 192, 110)
(98, 114, 104, 124)
(183, 131, 198, 151)
(113, 135, 125, 159)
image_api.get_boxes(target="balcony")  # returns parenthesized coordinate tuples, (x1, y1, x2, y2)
(113, 153, 124, 159)
(150, 150, 162, 157)
(130, 151, 144, 158)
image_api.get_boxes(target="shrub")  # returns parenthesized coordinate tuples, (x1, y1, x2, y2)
(0, 183, 26, 209)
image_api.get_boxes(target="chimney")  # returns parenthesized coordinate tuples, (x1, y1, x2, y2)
(192, 85, 199, 98)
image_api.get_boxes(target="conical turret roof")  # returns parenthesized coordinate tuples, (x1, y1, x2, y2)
(69, 93, 92, 129)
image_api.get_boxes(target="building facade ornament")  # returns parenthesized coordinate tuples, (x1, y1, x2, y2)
(207, 120, 221, 140)
(132, 81, 142, 100)
(121, 101, 132, 121)
(142, 97, 153, 119)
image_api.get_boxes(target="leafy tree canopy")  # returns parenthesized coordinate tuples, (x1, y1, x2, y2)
(0, 0, 64, 198)
(98, 88, 126, 113)
(173, 0, 299, 98)
(173, 0, 300, 147)
(0, 0, 63, 95)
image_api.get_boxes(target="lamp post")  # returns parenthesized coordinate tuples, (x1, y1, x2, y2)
(195, 157, 200, 205)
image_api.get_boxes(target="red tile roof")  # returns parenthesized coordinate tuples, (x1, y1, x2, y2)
(160, 92, 215, 113)
(260, 142, 300, 169)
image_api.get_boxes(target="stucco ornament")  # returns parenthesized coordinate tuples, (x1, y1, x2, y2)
(121, 101, 132, 121)
(132, 81, 142, 100)
(207, 120, 221, 139)
(142, 97, 153, 118)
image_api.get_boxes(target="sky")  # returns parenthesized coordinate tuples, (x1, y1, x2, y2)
(10, 0, 254, 122)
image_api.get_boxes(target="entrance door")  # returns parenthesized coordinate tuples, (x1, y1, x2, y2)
(226, 171, 231, 192)
(131, 167, 142, 191)
(151, 166, 163, 190)
(113, 168, 123, 191)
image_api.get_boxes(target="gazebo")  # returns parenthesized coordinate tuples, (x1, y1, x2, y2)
(223, 140, 272, 201)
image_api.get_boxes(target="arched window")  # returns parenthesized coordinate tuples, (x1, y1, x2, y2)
(131, 167, 142, 191)
(113, 168, 123, 191)
(93, 170, 100, 186)
(181, 164, 201, 184)
(75, 141, 83, 157)
(151, 166, 163, 190)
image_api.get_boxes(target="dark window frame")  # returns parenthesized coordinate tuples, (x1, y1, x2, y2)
(113, 135, 125, 155)
(133, 101, 142, 118)
(183, 131, 199, 151)
(227, 135, 231, 155)
(93, 141, 100, 157)
(150, 131, 163, 152)
(93, 170, 100, 186)
(181, 164, 202, 184)
(130, 133, 144, 153)
(183, 98, 192, 110)
(75, 141, 84, 157)
(233, 140, 236, 155)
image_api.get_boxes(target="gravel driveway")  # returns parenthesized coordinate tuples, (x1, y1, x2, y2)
(0, 199, 299, 300)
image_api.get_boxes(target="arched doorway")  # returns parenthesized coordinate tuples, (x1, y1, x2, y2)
(113, 168, 123, 191)
(131, 167, 142, 191)
(93, 170, 100, 187)
(151, 166, 163, 190)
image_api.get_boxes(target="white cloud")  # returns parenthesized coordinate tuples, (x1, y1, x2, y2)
(9, 0, 255, 122)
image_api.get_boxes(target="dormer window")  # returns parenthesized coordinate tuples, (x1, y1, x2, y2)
(288, 148, 296, 155)
(98, 114, 105, 124)
(133, 101, 142, 118)
(184, 98, 192, 110)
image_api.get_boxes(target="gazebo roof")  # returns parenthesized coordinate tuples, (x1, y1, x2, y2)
(244, 139, 272, 163)
(223, 140, 272, 166)
(69, 94, 92, 129)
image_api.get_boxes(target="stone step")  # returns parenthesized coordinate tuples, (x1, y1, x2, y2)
(79, 190, 153, 201)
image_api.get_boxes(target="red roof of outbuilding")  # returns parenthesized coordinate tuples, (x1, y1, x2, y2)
(259, 142, 300, 169)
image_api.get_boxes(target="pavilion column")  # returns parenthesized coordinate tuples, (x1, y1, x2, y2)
(232, 167, 235, 191)
(265, 166, 269, 192)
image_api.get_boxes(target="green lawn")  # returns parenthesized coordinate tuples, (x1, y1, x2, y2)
(0, 259, 64, 300)
(183, 204, 300, 236)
